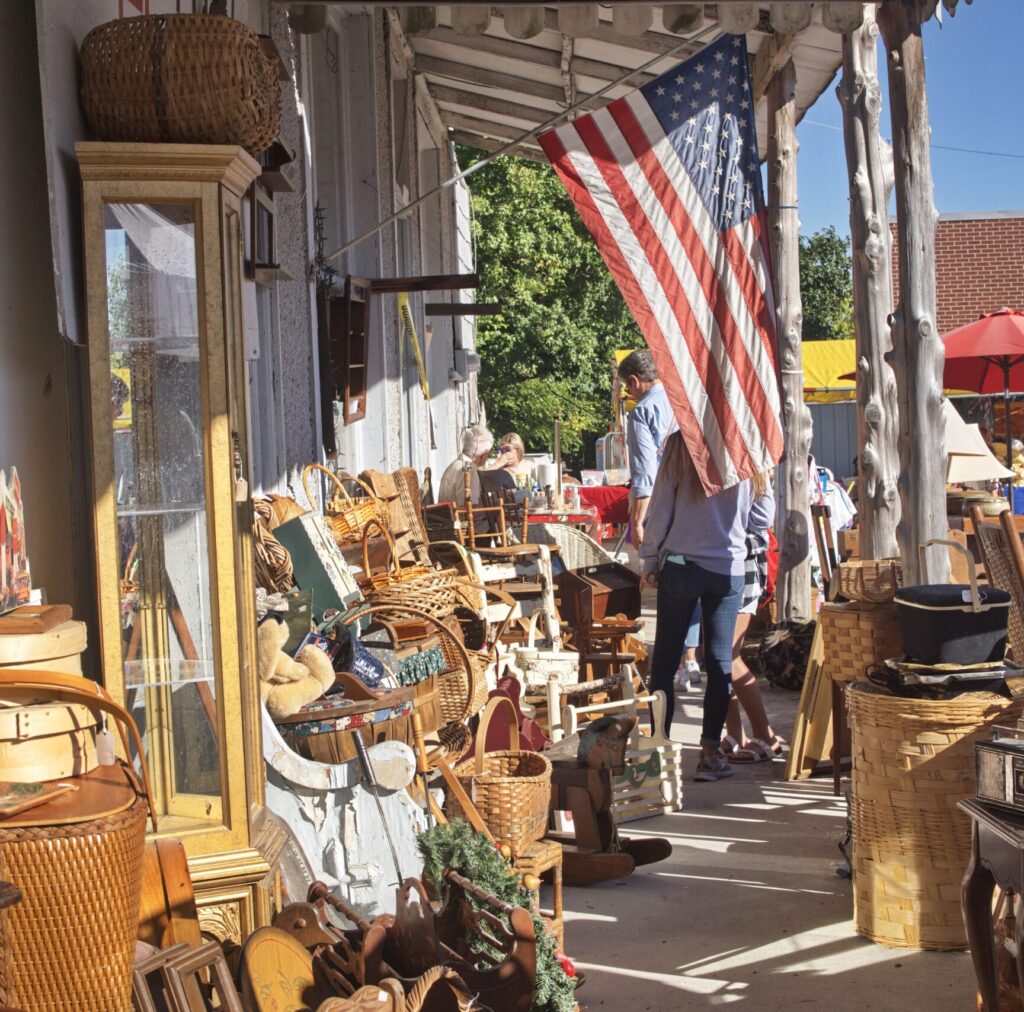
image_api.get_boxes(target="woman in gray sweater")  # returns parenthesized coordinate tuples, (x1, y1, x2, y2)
(639, 432, 776, 781)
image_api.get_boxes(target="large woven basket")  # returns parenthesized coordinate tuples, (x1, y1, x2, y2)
(449, 696, 552, 855)
(80, 14, 281, 154)
(819, 601, 902, 684)
(847, 682, 1024, 950)
(0, 670, 155, 1009)
(834, 558, 902, 604)
(304, 465, 389, 548)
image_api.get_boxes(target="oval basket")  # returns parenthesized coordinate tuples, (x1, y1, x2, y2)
(303, 465, 389, 548)
(847, 681, 1024, 950)
(449, 696, 552, 855)
(834, 558, 903, 604)
(80, 14, 281, 155)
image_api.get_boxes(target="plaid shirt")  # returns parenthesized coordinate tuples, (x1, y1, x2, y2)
(741, 530, 770, 613)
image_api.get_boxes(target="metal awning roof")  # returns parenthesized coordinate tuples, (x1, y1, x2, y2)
(391, 6, 845, 162)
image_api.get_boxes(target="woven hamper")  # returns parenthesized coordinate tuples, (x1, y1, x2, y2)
(0, 670, 155, 1009)
(820, 601, 902, 684)
(847, 682, 1024, 950)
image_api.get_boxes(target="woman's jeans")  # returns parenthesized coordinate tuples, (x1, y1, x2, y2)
(683, 601, 702, 653)
(650, 560, 743, 745)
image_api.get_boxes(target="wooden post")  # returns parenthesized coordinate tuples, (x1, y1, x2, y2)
(837, 5, 900, 561)
(768, 59, 813, 622)
(878, 0, 949, 585)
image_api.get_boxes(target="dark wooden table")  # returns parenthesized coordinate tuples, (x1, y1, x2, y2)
(959, 797, 1024, 1011)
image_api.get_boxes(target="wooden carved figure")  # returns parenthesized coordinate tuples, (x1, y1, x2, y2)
(545, 716, 671, 886)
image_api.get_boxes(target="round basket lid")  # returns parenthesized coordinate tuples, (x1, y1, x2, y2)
(0, 763, 138, 830)
(895, 585, 1011, 608)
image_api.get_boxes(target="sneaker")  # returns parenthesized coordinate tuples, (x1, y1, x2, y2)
(675, 668, 691, 692)
(685, 660, 703, 688)
(694, 754, 734, 782)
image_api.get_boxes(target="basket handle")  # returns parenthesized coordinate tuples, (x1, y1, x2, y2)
(362, 517, 400, 579)
(918, 538, 980, 610)
(0, 669, 157, 831)
(302, 463, 349, 513)
(473, 695, 520, 775)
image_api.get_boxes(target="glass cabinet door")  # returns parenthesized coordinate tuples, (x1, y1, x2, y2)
(103, 201, 223, 826)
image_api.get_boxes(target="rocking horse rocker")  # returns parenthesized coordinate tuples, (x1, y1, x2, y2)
(544, 715, 672, 886)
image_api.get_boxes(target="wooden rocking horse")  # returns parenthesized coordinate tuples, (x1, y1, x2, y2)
(545, 715, 672, 886)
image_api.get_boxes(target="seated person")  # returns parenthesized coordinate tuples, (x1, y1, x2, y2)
(438, 424, 496, 506)
(487, 432, 533, 484)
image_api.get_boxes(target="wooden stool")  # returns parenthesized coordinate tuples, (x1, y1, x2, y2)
(514, 838, 564, 951)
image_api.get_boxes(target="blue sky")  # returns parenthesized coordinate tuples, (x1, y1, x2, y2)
(794, 1, 1024, 238)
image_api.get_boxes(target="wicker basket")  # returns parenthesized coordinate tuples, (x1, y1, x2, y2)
(303, 465, 389, 548)
(847, 682, 1024, 950)
(834, 558, 902, 604)
(80, 14, 281, 155)
(449, 696, 552, 856)
(819, 601, 902, 684)
(0, 670, 155, 1009)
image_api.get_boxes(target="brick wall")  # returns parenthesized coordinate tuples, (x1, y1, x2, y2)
(889, 214, 1024, 333)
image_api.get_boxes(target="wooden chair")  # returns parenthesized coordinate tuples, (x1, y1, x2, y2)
(810, 502, 838, 597)
(971, 505, 1024, 663)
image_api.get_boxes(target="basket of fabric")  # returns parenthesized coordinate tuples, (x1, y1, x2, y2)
(834, 558, 903, 604)
(80, 14, 281, 154)
(847, 682, 1024, 950)
(449, 696, 552, 855)
(819, 601, 903, 684)
(303, 464, 389, 548)
(0, 670, 156, 1009)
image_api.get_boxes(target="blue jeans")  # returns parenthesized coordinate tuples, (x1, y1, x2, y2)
(684, 601, 702, 652)
(650, 560, 743, 745)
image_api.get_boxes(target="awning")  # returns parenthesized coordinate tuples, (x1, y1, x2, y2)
(802, 339, 856, 403)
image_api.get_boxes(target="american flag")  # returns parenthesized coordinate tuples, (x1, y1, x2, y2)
(539, 34, 783, 495)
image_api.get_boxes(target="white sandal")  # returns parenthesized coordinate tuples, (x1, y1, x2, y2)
(720, 734, 741, 756)
(730, 738, 774, 763)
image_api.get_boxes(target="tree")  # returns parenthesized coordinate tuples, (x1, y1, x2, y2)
(457, 146, 640, 466)
(799, 225, 855, 341)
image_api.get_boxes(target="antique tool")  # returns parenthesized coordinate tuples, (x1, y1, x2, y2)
(352, 733, 403, 886)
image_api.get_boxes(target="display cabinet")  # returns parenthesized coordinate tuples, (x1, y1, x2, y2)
(79, 143, 270, 941)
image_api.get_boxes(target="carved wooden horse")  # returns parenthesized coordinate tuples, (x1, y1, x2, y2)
(545, 715, 672, 886)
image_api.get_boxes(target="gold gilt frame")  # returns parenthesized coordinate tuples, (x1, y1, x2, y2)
(78, 143, 270, 938)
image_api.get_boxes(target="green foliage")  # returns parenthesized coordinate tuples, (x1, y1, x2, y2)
(418, 819, 577, 1012)
(799, 226, 855, 341)
(458, 146, 640, 468)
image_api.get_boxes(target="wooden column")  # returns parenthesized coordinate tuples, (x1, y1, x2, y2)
(878, 0, 949, 585)
(837, 5, 900, 561)
(768, 59, 813, 622)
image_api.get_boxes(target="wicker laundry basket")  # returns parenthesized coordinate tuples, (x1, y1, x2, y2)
(847, 682, 1024, 950)
(0, 670, 155, 1009)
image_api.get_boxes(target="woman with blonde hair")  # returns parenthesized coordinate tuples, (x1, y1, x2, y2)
(488, 432, 533, 481)
(639, 434, 775, 782)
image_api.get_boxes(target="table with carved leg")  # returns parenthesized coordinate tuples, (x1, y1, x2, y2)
(958, 798, 1024, 1011)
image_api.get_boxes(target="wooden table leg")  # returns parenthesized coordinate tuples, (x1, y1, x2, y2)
(962, 823, 1000, 1012)
(831, 679, 843, 797)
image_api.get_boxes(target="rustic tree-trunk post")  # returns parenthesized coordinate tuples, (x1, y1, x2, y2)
(768, 58, 813, 622)
(878, 0, 949, 584)
(837, 4, 900, 561)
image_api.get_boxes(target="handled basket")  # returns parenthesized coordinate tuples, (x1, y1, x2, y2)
(302, 464, 389, 548)
(360, 520, 461, 621)
(449, 695, 552, 856)
(833, 558, 902, 604)
(0, 669, 155, 1010)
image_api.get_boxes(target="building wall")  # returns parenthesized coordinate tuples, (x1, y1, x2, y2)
(891, 211, 1024, 332)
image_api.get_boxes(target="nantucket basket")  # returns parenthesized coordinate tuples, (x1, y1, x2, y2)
(847, 682, 1024, 950)
(449, 696, 552, 856)
(0, 669, 155, 1010)
(80, 14, 281, 154)
(303, 464, 390, 548)
(819, 601, 902, 684)
(834, 558, 903, 604)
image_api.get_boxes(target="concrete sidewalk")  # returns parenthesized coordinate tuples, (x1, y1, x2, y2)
(560, 589, 974, 1010)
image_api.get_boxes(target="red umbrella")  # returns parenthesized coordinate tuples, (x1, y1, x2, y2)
(839, 308, 1024, 466)
(941, 308, 1024, 466)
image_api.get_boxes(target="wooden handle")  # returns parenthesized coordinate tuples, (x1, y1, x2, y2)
(302, 463, 349, 512)
(473, 695, 520, 775)
(0, 668, 157, 831)
(361, 517, 399, 578)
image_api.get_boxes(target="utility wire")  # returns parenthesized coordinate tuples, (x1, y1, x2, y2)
(802, 118, 1024, 160)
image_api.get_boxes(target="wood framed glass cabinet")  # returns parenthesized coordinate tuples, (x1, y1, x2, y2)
(78, 143, 270, 939)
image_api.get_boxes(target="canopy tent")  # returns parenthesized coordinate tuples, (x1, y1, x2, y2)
(802, 339, 856, 403)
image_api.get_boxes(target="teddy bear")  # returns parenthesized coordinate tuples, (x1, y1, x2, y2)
(257, 617, 337, 720)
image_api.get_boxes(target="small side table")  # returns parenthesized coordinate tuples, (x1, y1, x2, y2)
(958, 798, 1024, 1011)
(515, 838, 564, 951)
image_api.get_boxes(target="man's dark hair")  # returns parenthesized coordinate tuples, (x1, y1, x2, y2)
(617, 348, 658, 383)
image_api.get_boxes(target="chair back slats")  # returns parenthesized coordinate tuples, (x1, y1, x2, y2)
(971, 505, 1024, 663)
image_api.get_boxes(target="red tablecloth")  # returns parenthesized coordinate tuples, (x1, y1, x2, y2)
(577, 485, 630, 525)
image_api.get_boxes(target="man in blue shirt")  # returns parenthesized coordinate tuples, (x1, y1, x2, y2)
(618, 349, 702, 691)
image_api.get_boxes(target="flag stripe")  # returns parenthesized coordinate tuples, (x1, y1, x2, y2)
(613, 97, 783, 455)
(538, 129, 727, 490)
(577, 106, 760, 477)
